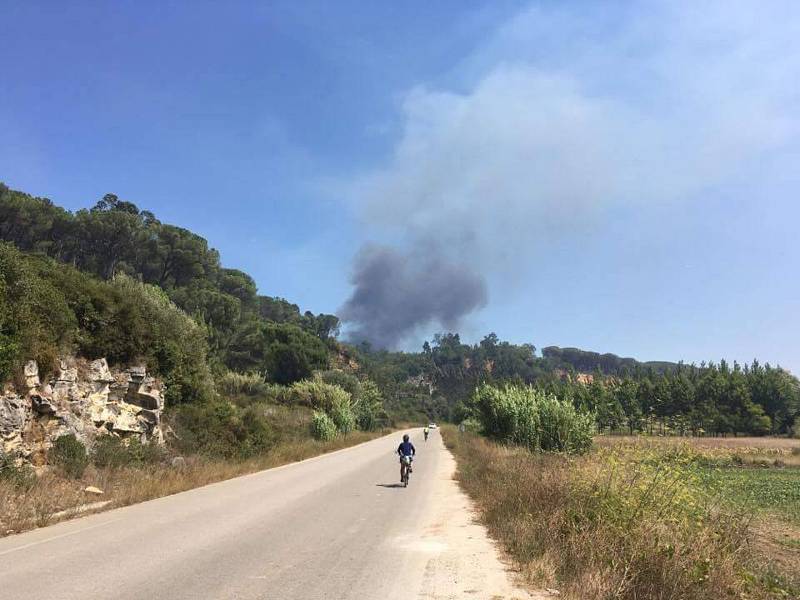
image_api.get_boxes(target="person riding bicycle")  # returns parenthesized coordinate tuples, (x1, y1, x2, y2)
(397, 434, 416, 482)
(423, 426, 429, 441)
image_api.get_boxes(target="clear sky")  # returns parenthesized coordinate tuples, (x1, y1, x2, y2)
(2, 1, 799, 371)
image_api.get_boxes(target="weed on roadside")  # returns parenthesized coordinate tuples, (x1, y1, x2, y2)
(443, 427, 786, 600)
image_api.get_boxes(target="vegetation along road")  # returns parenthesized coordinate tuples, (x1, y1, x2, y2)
(0, 428, 535, 600)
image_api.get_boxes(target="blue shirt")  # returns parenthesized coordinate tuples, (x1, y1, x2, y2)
(397, 441, 415, 456)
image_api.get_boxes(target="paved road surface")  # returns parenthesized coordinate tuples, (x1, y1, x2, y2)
(0, 429, 535, 599)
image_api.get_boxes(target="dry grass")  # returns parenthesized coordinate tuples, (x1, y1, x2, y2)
(596, 435, 800, 451)
(0, 429, 388, 537)
(596, 435, 800, 467)
(0, 473, 85, 534)
(443, 427, 795, 600)
(753, 519, 800, 585)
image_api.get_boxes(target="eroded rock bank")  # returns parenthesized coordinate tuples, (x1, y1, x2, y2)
(0, 358, 164, 465)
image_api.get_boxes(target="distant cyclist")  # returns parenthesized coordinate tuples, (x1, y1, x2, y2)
(423, 426, 429, 442)
(397, 434, 416, 483)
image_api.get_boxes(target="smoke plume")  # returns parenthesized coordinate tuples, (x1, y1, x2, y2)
(339, 1, 800, 349)
(339, 244, 487, 348)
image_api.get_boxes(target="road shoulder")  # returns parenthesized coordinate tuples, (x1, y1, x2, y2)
(413, 436, 547, 600)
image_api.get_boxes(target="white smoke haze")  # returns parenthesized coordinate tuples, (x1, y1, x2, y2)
(340, 1, 800, 348)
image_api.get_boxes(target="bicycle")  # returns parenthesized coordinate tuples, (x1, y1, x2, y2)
(400, 455, 412, 487)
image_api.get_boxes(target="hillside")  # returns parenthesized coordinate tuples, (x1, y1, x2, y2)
(541, 346, 678, 375)
(0, 183, 337, 390)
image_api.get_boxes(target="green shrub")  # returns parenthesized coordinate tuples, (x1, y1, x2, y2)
(92, 436, 164, 469)
(49, 434, 89, 478)
(217, 370, 269, 397)
(286, 379, 361, 434)
(0, 243, 76, 380)
(0, 451, 36, 489)
(287, 379, 350, 411)
(172, 400, 275, 459)
(300, 372, 386, 431)
(92, 436, 130, 469)
(353, 379, 386, 431)
(316, 369, 361, 397)
(329, 398, 355, 434)
(311, 410, 337, 441)
(238, 405, 275, 457)
(0, 332, 20, 385)
(0, 244, 215, 404)
(111, 275, 214, 405)
(792, 418, 800, 439)
(261, 322, 329, 385)
(472, 383, 594, 454)
(460, 417, 482, 433)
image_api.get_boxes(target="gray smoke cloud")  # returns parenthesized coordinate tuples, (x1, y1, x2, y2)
(339, 1, 800, 349)
(339, 244, 487, 348)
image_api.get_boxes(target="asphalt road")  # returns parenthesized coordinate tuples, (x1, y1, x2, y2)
(0, 429, 534, 600)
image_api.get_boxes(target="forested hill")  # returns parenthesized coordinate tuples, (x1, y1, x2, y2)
(0, 183, 338, 400)
(541, 346, 678, 375)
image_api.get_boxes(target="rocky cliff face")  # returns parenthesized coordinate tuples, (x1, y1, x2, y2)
(0, 358, 164, 465)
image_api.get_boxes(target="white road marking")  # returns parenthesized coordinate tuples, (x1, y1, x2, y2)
(0, 518, 122, 556)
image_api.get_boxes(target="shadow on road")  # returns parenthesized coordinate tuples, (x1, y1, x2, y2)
(375, 483, 405, 489)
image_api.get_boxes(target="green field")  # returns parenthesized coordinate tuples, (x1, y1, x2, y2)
(702, 466, 800, 524)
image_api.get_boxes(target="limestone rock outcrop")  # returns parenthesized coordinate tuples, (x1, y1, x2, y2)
(0, 358, 164, 465)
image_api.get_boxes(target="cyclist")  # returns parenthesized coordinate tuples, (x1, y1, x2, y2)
(397, 434, 416, 482)
(423, 426, 429, 442)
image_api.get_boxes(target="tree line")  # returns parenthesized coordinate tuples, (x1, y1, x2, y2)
(355, 333, 800, 436)
(543, 360, 799, 436)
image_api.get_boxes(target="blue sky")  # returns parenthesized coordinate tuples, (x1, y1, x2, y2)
(2, 1, 799, 371)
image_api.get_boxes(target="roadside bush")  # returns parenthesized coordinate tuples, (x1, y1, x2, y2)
(329, 398, 355, 434)
(310, 410, 337, 441)
(0, 451, 36, 490)
(217, 370, 269, 397)
(238, 405, 275, 457)
(172, 401, 275, 459)
(472, 383, 594, 454)
(311, 372, 386, 431)
(49, 434, 88, 479)
(792, 418, 800, 439)
(286, 379, 350, 411)
(316, 369, 361, 397)
(287, 379, 361, 434)
(353, 379, 386, 431)
(460, 417, 482, 433)
(444, 429, 753, 600)
(92, 436, 164, 469)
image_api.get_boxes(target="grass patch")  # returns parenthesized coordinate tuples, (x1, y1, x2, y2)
(443, 426, 797, 599)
